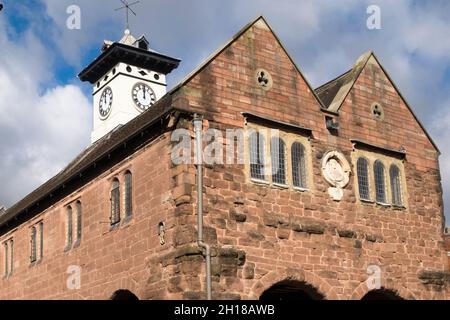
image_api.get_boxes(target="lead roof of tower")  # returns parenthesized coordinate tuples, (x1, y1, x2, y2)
(79, 29, 180, 84)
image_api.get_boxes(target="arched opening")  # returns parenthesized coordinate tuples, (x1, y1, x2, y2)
(111, 289, 139, 301)
(260, 280, 325, 301)
(361, 288, 404, 300)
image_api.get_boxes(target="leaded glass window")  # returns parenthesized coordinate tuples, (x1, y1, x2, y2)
(30, 226, 37, 263)
(249, 131, 266, 181)
(124, 171, 132, 218)
(111, 179, 121, 225)
(357, 158, 370, 200)
(66, 206, 73, 248)
(374, 160, 387, 203)
(390, 165, 403, 206)
(271, 137, 287, 185)
(76, 201, 82, 243)
(292, 142, 307, 189)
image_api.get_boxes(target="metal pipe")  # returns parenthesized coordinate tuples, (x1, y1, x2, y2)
(193, 114, 212, 300)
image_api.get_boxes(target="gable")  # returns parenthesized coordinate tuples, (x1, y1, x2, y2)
(368, 54, 439, 154)
(338, 53, 440, 164)
(172, 16, 326, 132)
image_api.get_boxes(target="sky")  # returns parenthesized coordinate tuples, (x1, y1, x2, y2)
(0, 0, 449, 223)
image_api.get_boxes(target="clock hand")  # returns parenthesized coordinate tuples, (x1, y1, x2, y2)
(143, 88, 146, 100)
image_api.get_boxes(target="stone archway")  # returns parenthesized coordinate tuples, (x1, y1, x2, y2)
(351, 281, 416, 300)
(361, 288, 404, 300)
(250, 268, 339, 300)
(260, 280, 325, 300)
(111, 289, 139, 301)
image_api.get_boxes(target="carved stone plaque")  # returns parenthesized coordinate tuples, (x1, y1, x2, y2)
(321, 151, 351, 201)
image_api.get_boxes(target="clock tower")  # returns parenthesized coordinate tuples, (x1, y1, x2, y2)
(79, 29, 180, 143)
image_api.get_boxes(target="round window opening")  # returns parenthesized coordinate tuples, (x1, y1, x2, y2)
(371, 103, 384, 120)
(255, 68, 273, 90)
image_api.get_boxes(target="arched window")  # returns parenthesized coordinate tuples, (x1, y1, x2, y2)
(30, 226, 37, 263)
(390, 165, 403, 206)
(111, 179, 121, 225)
(249, 131, 266, 181)
(3, 240, 13, 276)
(4, 242, 8, 277)
(271, 137, 286, 185)
(8, 240, 13, 275)
(76, 201, 82, 244)
(39, 222, 43, 260)
(374, 160, 386, 203)
(124, 171, 133, 219)
(291, 142, 307, 189)
(357, 158, 370, 200)
(66, 206, 73, 249)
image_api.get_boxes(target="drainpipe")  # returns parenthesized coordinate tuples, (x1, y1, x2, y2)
(193, 114, 212, 300)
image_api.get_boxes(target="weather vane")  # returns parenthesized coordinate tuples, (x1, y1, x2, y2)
(115, 0, 140, 31)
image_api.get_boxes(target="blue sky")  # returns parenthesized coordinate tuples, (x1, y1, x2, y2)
(0, 0, 449, 223)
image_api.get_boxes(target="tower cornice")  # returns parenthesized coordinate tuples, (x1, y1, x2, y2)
(78, 43, 180, 84)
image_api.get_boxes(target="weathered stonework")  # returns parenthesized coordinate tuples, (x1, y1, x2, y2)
(0, 16, 448, 300)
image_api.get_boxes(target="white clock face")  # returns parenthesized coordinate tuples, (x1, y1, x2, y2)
(132, 83, 156, 111)
(99, 87, 113, 119)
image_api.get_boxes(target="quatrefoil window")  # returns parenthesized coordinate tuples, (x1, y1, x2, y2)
(371, 103, 384, 120)
(255, 68, 273, 90)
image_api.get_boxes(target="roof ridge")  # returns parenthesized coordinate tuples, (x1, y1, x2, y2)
(315, 68, 353, 92)
(321, 51, 372, 112)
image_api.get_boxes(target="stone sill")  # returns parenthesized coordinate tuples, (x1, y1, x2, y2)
(63, 244, 72, 253)
(360, 198, 375, 204)
(273, 183, 289, 189)
(73, 239, 81, 249)
(376, 202, 391, 207)
(2, 272, 13, 280)
(109, 222, 121, 232)
(251, 178, 269, 185)
(360, 199, 407, 211)
(293, 187, 310, 193)
(29, 258, 43, 268)
(251, 179, 310, 193)
(121, 214, 133, 226)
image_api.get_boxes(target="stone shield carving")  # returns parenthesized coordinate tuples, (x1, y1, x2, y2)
(321, 151, 351, 201)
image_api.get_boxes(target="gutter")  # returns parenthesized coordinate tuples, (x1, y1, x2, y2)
(193, 114, 212, 300)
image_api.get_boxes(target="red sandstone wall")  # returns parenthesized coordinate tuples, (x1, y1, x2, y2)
(0, 18, 448, 300)
(169, 18, 449, 299)
(0, 133, 175, 300)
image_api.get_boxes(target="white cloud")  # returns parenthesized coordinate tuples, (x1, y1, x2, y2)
(0, 19, 91, 207)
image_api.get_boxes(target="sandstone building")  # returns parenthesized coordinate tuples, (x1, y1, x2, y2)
(0, 16, 449, 300)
